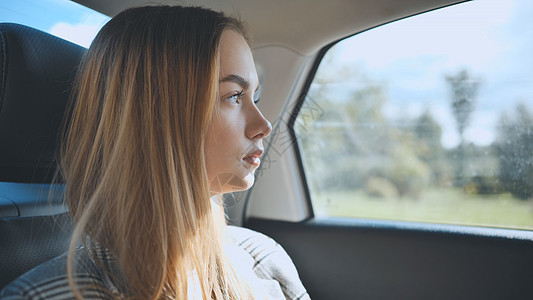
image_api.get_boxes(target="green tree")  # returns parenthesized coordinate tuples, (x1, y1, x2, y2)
(299, 59, 431, 199)
(496, 103, 533, 199)
(414, 109, 442, 158)
(413, 110, 451, 186)
(445, 69, 480, 185)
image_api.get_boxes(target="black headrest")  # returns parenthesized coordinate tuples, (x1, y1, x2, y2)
(0, 23, 85, 183)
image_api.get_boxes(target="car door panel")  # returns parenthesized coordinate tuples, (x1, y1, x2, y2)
(247, 217, 533, 300)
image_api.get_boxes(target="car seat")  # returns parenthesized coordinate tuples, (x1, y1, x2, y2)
(0, 23, 84, 288)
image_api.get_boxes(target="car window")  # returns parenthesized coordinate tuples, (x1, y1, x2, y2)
(0, 0, 110, 48)
(295, 0, 533, 230)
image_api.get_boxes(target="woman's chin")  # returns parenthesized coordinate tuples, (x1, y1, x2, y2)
(209, 172, 255, 195)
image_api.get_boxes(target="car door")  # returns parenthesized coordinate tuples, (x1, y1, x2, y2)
(242, 1, 533, 299)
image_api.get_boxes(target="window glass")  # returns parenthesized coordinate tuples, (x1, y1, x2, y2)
(295, 0, 533, 229)
(0, 0, 110, 48)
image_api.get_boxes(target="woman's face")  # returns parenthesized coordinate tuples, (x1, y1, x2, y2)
(205, 30, 272, 195)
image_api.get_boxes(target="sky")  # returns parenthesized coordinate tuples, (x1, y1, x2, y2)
(0, 0, 109, 48)
(318, 0, 533, 148)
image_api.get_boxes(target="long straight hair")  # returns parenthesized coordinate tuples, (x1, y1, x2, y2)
(61, 6, 253, 299)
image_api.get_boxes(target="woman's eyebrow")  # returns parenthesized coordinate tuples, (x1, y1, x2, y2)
(220, 74, 250, 90)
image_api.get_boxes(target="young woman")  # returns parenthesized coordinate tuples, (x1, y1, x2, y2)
(1, 5, 309, 300)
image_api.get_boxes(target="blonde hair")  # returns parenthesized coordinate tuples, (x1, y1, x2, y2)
(61, 6, 252, 299)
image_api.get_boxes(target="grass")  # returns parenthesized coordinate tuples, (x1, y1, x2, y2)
(312, 188, 533, 230)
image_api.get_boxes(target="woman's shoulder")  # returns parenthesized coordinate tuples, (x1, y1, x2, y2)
(0, 248, 112, 299)
(227, 226, 311, 300)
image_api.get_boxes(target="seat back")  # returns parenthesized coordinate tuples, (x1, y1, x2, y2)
(0, 23, 84, 288)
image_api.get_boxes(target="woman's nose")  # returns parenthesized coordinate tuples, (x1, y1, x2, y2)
(246, 106, 272, 140)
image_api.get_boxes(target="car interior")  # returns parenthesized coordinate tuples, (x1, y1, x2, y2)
(2, 0, 533, 299)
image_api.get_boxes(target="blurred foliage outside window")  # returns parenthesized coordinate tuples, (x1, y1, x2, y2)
(295, 0, 533, 230)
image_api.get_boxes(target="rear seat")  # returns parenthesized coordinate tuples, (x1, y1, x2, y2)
(0, 23, 84, 288)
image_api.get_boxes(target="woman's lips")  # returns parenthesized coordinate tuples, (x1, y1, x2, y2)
(243, 149, 263, 167)
(243, 155, 261, 166)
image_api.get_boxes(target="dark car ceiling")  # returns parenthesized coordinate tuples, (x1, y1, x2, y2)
(73, 0, 467, 55)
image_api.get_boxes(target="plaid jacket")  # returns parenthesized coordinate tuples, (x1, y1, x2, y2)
(0, 226, 310, 300)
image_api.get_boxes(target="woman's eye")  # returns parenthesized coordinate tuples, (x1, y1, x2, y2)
(225, 90, 244, 104)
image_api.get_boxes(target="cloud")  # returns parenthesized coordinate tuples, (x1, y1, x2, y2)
(49, 21, 103, 48)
